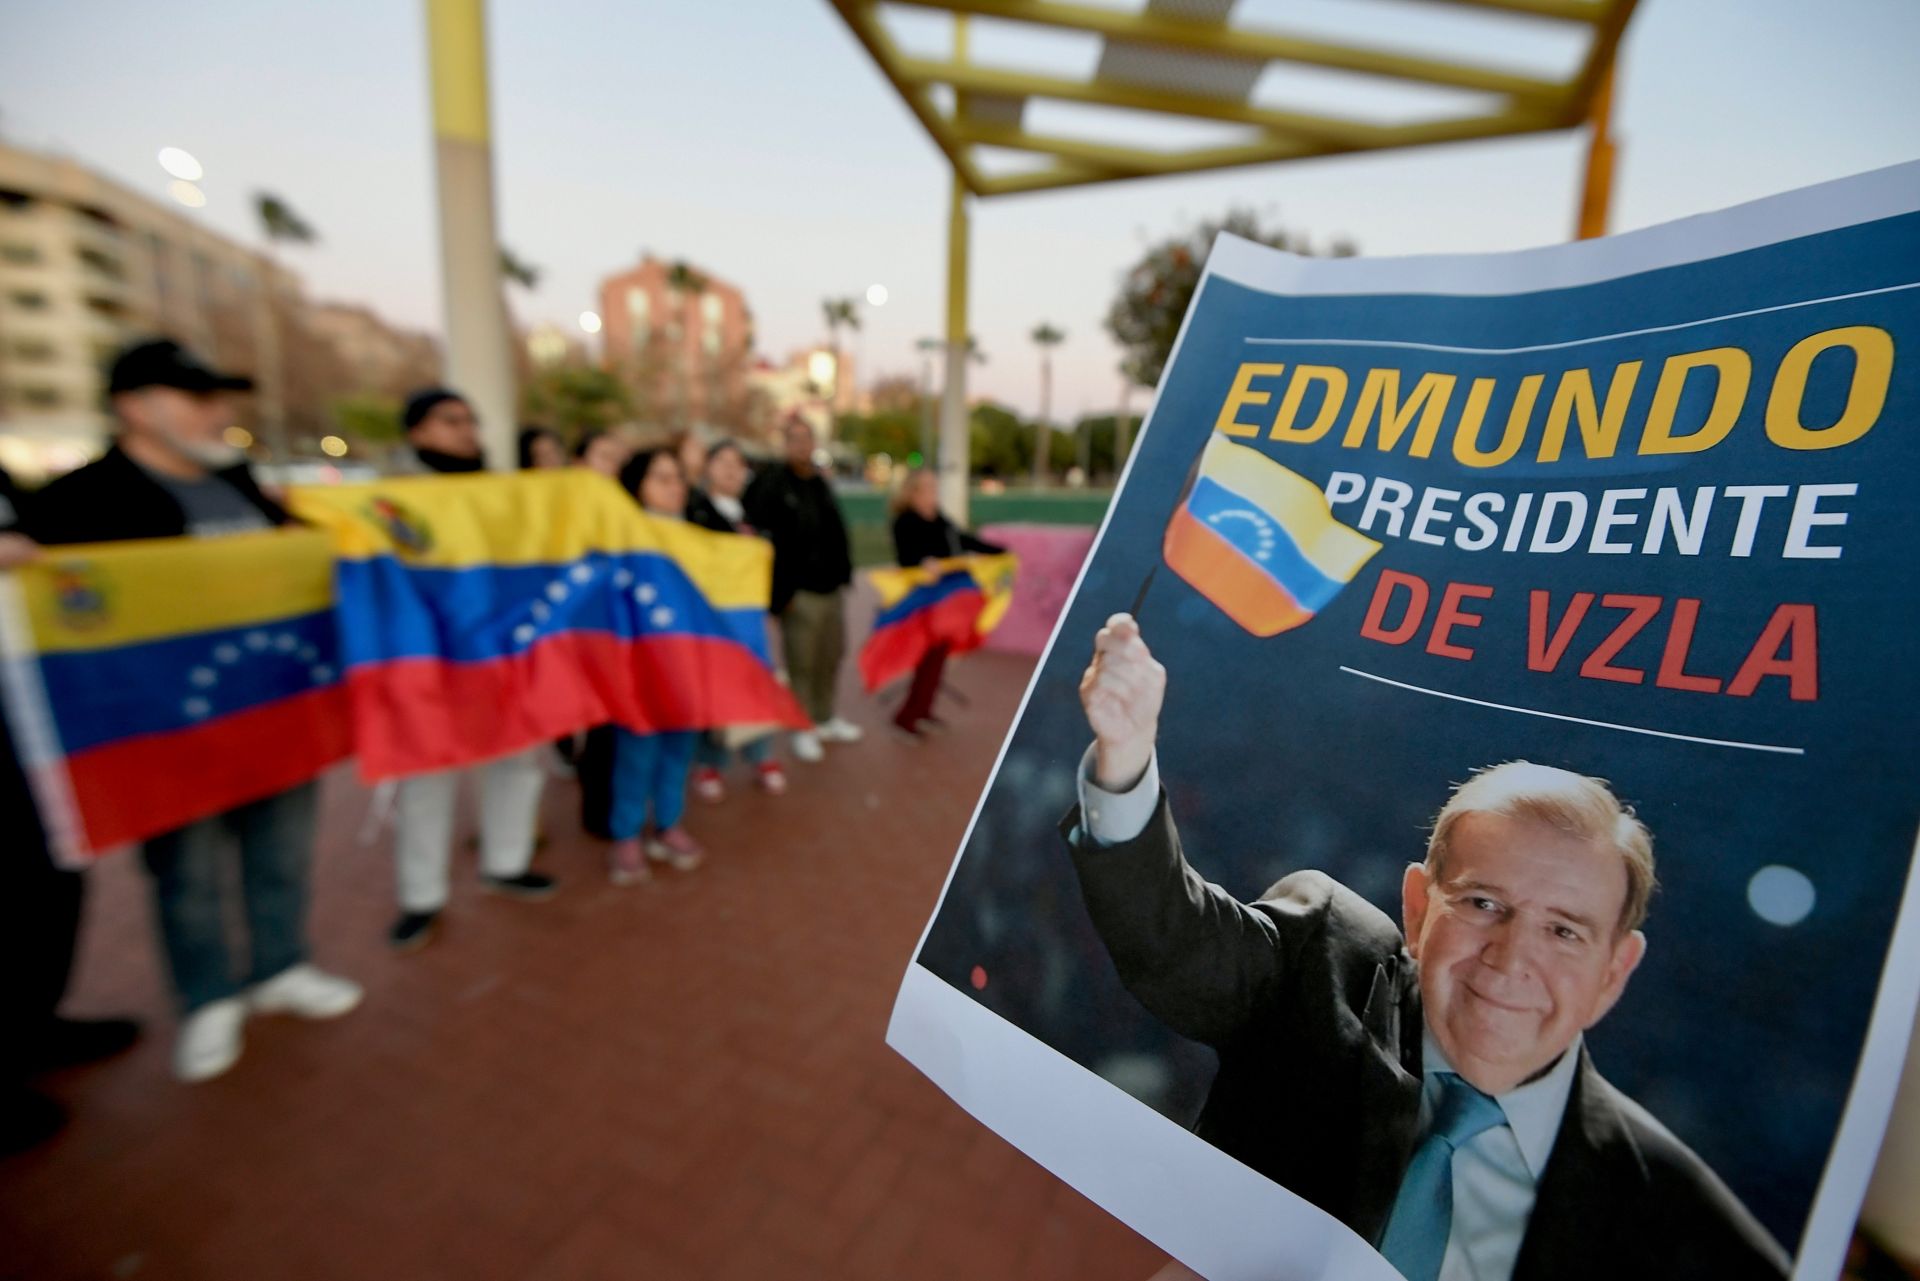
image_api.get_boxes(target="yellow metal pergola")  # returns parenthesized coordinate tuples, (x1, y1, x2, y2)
(827, 0, 1636, 517)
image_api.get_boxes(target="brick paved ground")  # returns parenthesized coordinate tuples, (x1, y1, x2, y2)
(1, 643, 1168, 1281)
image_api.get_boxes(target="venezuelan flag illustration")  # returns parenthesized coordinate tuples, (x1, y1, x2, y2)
(1163, 434, 1382, 636)
(859, 553, 1018, 693)
(0, 530, 351, 863)
(289, 471, 809, 779)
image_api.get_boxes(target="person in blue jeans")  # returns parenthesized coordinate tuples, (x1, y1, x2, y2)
(606, 448, 706, 885)
(685, 440, 787, 801)
(18, 340, 361, 1083)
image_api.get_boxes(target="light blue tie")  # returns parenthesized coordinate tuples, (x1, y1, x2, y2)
(1378, 1072, 1507, 1281)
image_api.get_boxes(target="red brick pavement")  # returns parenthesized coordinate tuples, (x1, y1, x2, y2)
(1, 647, 1168, 1281)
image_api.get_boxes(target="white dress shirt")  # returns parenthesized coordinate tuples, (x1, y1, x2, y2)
(1077, 747, 1581, 1281)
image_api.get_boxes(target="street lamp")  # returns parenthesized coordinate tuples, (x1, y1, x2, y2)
(158, 147, 203, 182)
(578, 311, 602, 334)
(866, 284, 889, 307)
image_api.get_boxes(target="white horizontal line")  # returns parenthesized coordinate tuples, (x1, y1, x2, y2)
(1338, 666, 1805, 756)
(1244, 280, 1920, 357)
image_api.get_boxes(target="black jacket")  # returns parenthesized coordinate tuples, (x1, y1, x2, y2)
(890, 509, 1002, 568)
(1064, 793, 1791, 1281)
(18, 444, 291, 546)
(686, 488, 741, 535)
(742, 464, 851, 612)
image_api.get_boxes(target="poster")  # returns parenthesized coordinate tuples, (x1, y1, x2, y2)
(887, 162, 1920, 1281)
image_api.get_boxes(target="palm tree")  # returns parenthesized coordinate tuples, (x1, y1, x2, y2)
(1029, 322, 1066, 485)
(821, 297, 860, 410)
(499, 245, 541, 290)
(253, 192, 319, 459)
(667, 260, 709, 426)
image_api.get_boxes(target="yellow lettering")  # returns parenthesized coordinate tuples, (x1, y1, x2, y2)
(1765, 325, 1893, 451)
(1538, 361, 1642, 462)
(1270, 365, 1349, 444)
(1339, 369, 1456, 457)
(1452, 375, 1543, 468)
(1213, 362, 1286, 439)
(1641, 347, 1751, 455)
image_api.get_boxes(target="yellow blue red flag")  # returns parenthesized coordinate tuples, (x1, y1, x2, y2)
(0, 530, 351, 863)
(859, 553, 1018, 693)
(1162, 434, 1381, 636)
(288, 470, 808, 780)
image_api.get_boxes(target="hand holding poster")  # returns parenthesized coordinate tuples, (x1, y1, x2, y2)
(888, 164, 1920, 1281)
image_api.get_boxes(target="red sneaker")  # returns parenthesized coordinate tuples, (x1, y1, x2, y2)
(646, 827, 705, 872)
(607, 838, 650, 886)
(756, 762, 788, 795)
(691, 766, 725, 803)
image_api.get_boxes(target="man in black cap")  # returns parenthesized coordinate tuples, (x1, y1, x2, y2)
(381, 386, 555, 954)
(0, 467, 140, 1150)
(17, 338, 363, 1084)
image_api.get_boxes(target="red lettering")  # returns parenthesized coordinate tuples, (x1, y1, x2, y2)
(1360, 570, 1429, 645)
(1426, 583, 1494, 660)
(1527, 591, 1594, 673)
(1728, 604, 1819, 701)
(1654, 598, 1723, 693)
(1578, 593, 1661, 685)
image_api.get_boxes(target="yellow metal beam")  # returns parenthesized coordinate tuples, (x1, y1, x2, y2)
(953, 118, 1318, 175)
(1381, 0, 1608, 22)
(829, 0, 986, 193)
(969, 106, 1559, 196)
(897, 56, 1387, 149)
(1558, 0, 1637, 127)
(882, 0, 1570, 105)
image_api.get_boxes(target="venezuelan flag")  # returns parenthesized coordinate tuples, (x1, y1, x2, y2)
(1163, 434, 1382, 636)
(859, 553, 1018, 693)
(288, 470, 808, 780)
(0, 530, 350, 863)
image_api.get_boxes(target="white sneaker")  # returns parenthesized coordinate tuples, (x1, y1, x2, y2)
(790, 730, 824, 763)
(249, 963, 364, 1020)
(816, 717, 865, 744)
(175, 997, 247, 1083)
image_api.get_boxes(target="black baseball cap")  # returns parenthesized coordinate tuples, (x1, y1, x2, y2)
(107, 339, 254, 395)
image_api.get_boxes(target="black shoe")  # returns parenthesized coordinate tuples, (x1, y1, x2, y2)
(1, 1088, 67, 1155)
(30, 1017, 140, 1073)
(481, 871, 557, 901)
(389, 910, 440, 952)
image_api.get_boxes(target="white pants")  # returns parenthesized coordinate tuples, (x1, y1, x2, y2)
(393, 748, 545, 912)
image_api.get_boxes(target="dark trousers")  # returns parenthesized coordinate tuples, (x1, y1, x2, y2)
(1, 726, 82, 1079)
(896, 644, 950, 729)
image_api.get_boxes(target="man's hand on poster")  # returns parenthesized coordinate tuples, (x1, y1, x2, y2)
(1081, 612, 1165, 792)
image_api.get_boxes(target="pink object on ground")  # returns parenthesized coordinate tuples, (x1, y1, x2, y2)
(978, 523, 1098, 657)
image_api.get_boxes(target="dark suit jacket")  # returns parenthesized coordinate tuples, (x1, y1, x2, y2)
(1065, 790, 1790, 1281)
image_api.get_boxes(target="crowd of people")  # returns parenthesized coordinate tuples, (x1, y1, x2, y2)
(1, 336, 1000, 1149)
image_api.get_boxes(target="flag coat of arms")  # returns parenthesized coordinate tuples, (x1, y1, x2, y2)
(1163, 433, 1381, 636)
(289, 470, 809, 780)
(859, 553, 1018, 693)
(0, 530, 351, 863)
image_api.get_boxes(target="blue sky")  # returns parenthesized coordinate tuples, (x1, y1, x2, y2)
(2, 0, 1916, 419)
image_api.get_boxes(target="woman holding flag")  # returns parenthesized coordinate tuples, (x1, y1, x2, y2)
(603, 448, 706, 884)
(886, 469, 1005, 738)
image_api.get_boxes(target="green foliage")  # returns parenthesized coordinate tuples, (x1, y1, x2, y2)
(835, 409, 921, 462)
(1107, 210, 1356, 389)
(330, 393, 403, 444)
(256, 193, 318, 245)
(1030, 322, 1066, 349)
(499, 246, 541, 289)
(522, 366, 634, 438)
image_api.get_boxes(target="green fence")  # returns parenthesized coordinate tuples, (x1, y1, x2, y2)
(839, 488, 1113, 566)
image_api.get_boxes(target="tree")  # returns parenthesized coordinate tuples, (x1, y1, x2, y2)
(522, 366, 634, 439)
(667, 260, 709, 427)
(330, 393, 405, 445)
(499, 245, 541, 290)
(253, 192, 320, 458)
(1029, 322, 1066, 485)
(821, 296, 860, 408)
(1107, 210, 1356, 390)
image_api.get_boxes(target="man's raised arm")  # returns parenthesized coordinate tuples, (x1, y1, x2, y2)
(1068, 614, 1299, 1047)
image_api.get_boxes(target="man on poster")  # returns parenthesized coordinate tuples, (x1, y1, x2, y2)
(1069, 612, 1789, 1281)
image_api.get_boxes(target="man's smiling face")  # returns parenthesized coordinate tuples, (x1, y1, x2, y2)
(1403, 811, 1647, 1094)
